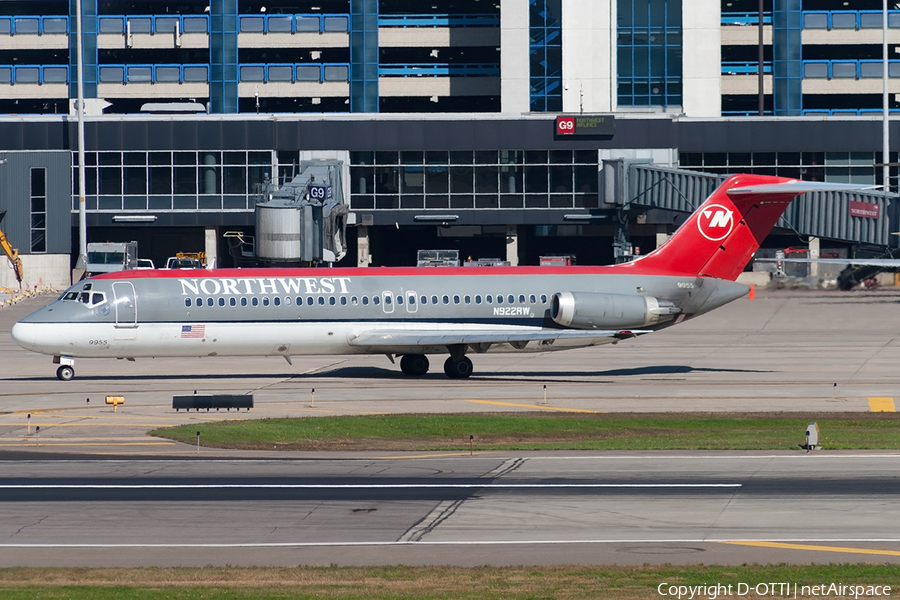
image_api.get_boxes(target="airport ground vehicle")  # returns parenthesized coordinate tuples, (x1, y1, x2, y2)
(11, 175, 867, 381)
(0, 211, 23, 288)
(86, 242, 138, 276)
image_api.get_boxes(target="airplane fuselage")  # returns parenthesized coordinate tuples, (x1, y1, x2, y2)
(12, 266, 746, 366)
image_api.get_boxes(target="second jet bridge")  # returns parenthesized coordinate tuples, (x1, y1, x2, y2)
(603, 160, 894, 248)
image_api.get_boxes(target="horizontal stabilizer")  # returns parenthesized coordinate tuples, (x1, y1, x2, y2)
(727, 181, 877, 195)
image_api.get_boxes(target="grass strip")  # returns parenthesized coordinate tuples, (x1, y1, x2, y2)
(0, 564, 898, 599)
(150, 412, 900, 451)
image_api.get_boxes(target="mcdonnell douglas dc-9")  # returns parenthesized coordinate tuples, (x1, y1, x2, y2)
(12, 175, 863, 381)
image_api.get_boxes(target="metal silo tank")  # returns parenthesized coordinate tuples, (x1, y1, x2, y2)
(255, 200, 303, 263)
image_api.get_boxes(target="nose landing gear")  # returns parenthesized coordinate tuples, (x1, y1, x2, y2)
(56, 365, 74, 381)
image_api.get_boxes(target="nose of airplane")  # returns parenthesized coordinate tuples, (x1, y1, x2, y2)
(10, 322, 37, 351)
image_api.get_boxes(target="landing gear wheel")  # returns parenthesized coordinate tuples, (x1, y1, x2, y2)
(56, 365, 75, 381)
(443, 356, 473, 379)
(400, 354, 430, 376)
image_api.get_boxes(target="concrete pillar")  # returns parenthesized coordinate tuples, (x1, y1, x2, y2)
(357, 225, 371, 267)
(682, 0, 722, 117)
(500, 0, 530, 113)
(204, 226, 218, 269)
(506, 224, 519, 266)
(562, 0, 614, 113)
(808, 236, 820, 278)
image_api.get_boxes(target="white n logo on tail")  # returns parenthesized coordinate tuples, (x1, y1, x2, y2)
(697, 204, 734, 241)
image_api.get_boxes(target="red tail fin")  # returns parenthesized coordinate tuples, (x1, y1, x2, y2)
(628, 174, 864, 281)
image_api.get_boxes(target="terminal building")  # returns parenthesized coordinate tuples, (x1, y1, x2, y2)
(0, 0, 897, 288)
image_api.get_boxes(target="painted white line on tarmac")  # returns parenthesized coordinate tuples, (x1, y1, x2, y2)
(0, 482, 742, 490)
(1, 538, 900, 549)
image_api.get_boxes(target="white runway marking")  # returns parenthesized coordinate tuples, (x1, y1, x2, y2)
(0, 482, 742, 489)
(1, 538, 899, 549)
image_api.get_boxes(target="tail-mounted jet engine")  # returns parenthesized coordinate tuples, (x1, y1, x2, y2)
(550, 292, 681, 329)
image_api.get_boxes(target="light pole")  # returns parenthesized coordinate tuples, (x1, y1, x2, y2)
(75, 0, 87, 272)
(884, 0, 890, 193)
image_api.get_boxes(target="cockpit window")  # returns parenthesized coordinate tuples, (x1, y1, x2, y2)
(91, 292, 106, 306)
(62, 291, 78, 301)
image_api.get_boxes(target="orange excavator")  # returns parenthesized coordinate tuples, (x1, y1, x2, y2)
(0, 211, 24, 290)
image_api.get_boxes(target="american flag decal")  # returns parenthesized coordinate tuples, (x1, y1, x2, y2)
(181, 325, 205, 339)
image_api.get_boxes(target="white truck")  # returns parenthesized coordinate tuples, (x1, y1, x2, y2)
(86, 241, 138, 276)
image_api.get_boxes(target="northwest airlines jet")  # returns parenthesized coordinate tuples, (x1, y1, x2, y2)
(12, 175, 864, 381)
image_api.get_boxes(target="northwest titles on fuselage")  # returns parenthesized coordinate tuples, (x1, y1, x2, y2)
(179, 277, 352, 296)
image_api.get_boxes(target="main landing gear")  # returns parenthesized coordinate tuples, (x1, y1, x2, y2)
(397, 354, 473, 378)
(443, 356, 473, 379)
(400, 354, 429, 376)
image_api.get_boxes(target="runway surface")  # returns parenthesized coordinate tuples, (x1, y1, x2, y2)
(1, 288, 900, 566)
(2, 453, 900, 567)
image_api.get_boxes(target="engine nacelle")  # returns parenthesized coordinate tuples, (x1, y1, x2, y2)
(550, 292, 681, 329)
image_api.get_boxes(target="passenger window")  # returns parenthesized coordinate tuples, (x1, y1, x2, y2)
(218, 297, 225, 307)
(252, 297, 259, 307)
(241, 297, 248, 307)
(329, 297, 336, 305)
(318, 297, 325, 305)
(396, 295, 403, 305)
(230, 297, 236, 306)
(351, 296, 358, 305)
(273, 297, 281, 307)
(508, 295, 515, 304)
(296, 297, 303, 305)
(464, 295, 471, 304)
(385, 295, 392, 305)
(362, 296, 369, 306)
(185, 298, 191, 307)
(453, 295, 460, 305)
(409, 295, 416, 305)
(196, 297, 203, 307)
(340, 296, 347, 305)
(307, 297, 314, 306)
(540, 294, 548, 303)
(285, 297, 291, 306)
(442, 295, 449, 304)
(373, 296, 380, 305)
(420, 295, 427, 305)
(529, 294, 536, 304)
(475, 295, 482, 304)
(207, 297, 214, 307)
(518, 294, 525, 304)
(431, 295, 438, 304)
(263, 297, 270, 307)
(486, 295, 493, 304)
(497, 295, 503, 305)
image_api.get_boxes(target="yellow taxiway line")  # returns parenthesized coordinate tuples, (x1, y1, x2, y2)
(869, 397, 896, 412)
(467, 399, 601, 413)
(722, 540, 900, 557)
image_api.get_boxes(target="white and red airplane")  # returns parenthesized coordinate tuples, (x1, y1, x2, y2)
(11, 174, 861, 381)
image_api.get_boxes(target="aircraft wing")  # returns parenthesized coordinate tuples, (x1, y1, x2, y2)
(348, 328, 650, 353)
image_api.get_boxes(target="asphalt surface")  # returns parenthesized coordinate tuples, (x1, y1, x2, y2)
(1, 288, 900, 567)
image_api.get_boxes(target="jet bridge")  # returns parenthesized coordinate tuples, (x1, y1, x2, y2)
(254, 159, 351, 266)
(603, 160, 894, 247)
